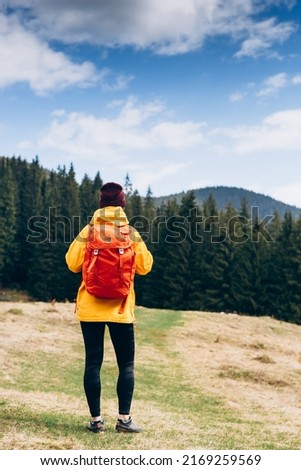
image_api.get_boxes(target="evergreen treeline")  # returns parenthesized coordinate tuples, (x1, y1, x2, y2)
(1, 156, 301, 324)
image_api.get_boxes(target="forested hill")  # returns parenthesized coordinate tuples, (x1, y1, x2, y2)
(2, 155, 301, 324)
(156, 186, 301, 219)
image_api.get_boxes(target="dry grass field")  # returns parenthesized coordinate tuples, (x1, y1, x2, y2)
(0, 299, 301, 450)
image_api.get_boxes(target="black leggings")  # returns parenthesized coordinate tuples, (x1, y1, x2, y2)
(80, 321, 135, 417)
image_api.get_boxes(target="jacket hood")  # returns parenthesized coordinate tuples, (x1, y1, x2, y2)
(91, 206, 129, 226)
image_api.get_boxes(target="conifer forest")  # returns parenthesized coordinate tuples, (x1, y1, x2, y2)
(1, 156, 301, 324)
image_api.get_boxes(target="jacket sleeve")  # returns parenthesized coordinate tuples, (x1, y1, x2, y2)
(65, 226, 89, 273)
(132, 229, 153, 276)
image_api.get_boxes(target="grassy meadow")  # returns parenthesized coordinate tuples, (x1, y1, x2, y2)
(0, 298, 301, 450)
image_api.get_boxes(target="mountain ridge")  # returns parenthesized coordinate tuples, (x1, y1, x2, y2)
(154, 185, 301, 218)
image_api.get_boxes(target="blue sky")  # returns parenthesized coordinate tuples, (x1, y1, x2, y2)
(1, 0, 301, 207)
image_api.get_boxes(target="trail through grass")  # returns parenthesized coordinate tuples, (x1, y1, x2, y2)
(0, 302, 301, 450)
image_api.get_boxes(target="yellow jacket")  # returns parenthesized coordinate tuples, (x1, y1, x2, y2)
(65, 207, 153, 323)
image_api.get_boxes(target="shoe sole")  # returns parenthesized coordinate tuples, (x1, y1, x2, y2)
(115, 427, 141, 433)
(87, 423, 105, 433)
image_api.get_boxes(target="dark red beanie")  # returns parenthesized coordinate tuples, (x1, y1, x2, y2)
(99, 182, 126, 208)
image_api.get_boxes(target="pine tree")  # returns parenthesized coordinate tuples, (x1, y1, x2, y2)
(240, 196, 250, 218)
(139, 199, 180, 308)
(229, 210, 270, 316)
(197, 193, 221, 310)
(80, 174, 95, 226)
(288, 215, 301, 324)
(0, 158, 17, 287)
(124, 173, 133, 196)
(27, 165, 81, 301)
(163, 205, 190, 308)
(130, 189, 143, 218)
(27, 170, 61, 300)
(57, 164, 81, 300)
(144, 186, 156, 221)
(177, 191, 202, 309)
(93, 171, 103, 208)
(260, 212, 284, 316)
(277, 212, 301, 323)
(123, 173, 134, 219)
(13, 156, 45, 287)
(204, 203, 238, 312)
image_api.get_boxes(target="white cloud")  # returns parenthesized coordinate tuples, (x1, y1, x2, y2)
(98, 69, 134, 92)
(212, 108, 301, 154)
(37, 98, 206, 159)
(14, 96, 301, 201)
(235, 37, 269, 59)
(1, 0, 297, 57)
(133, 161, 191, 192)
(270, 182, 301, 208)
(0, 13, 99, 94)
(35, 98, 205, 193)
(263, 72, 301, 92)
(256, 72, 288, 96)
(229, 91, 247, 102)
(234, 17, 295, 58)
(52, 109, 66, 117)
(292, 74, 301, 85)
(17, 140, 33, 150)
(230, 71, 301, 103)
(150, 121, 206, 149)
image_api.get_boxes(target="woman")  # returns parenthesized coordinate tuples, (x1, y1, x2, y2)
(66, 182, 153, 433)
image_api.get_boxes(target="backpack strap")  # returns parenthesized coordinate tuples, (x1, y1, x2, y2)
(118, 296, 127, 315)
(86, 249, 99, 274)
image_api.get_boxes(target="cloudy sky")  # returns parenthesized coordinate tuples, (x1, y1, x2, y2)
(1, 0, 301, 206)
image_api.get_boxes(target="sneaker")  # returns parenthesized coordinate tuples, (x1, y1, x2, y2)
(115, 417, 142, 433)
(87, 418, 105, 433)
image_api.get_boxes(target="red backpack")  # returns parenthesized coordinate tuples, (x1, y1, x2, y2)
(82, 223, 136, 300)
